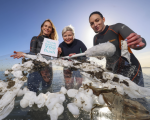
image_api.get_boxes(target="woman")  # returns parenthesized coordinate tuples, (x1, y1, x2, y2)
(58, 25, 87, 57)
(11, 19, 58, 58)
(10, 19, 57, 92)
(89, 11, 146, 87)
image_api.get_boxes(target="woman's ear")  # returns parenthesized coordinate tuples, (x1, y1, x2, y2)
(103, 17, 105, 23)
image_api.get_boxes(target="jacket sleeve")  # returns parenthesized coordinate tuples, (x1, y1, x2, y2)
(114, 23, 146, 50)
(30, 36, 37, 54)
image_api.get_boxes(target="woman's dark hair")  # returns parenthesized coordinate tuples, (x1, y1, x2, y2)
(89, 11, 103, 19)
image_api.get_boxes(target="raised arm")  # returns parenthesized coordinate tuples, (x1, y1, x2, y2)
(114, 23, 146, 50)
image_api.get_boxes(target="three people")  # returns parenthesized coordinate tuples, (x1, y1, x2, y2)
(89, 11, 146, 86)
(10, 11, 146, 87)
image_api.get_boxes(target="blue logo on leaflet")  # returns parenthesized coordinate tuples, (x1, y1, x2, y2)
(44, 40, 56, 54)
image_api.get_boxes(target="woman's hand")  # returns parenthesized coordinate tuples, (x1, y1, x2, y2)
(69, 53, 76, 56)
(58, 47, 62, 55)
(10, 51, 25, 59)
(126, 33, 145, 49)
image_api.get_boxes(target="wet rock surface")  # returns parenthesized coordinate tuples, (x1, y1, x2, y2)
(7, 81, 15, 88)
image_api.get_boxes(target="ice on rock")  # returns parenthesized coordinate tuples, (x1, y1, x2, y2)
(92, 95, 100, 105)
(60, 86, 67, 94)
(55, 103, 64, 116)
(24, 54, 37, 60)
(98, 94, 105, 105)
(0, 84, 22, 112)
(45, 93, 57, 106)
(20, 99, 29, 108)
(103, 72, 114, 80)
(2, 48, 150, 120)
(85, 42, 116, 57)
(84, 89, 93, 96)
(17, 89, 24, 97)
(12, 71, 23, 78)
(67, 103, 79, 116)
(22, 87, 29, 94)
(0, 99, 15, 120)
(20, 91, 36, 108)
(48, 103, 64, 120)
(102, 81, 111, 88)
(35, 93, 47, 108)
(56, 93, 65, 103)
(4, 70, 9, 75)
(82, 95, 93, 112)
(115, 74, 129, 82)
(113, 84, 124, 95)
(73, 88, 94, 112)
(46, 93, 65, 110)
(80, 72, 91, 78)
(123, 87, 142, 98)
(22, 61, 34, 71)
(67, 89, 78, 98)
(48, 107, 58, 120)
(46, 92, 65, 120)
(12, 64, 22, 71)
(74, 95, 83, 108)
(138, 87, 150, 97)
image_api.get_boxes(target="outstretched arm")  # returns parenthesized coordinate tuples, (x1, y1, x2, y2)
(115, 23, 146, 50)
(10, 51, 25, 59)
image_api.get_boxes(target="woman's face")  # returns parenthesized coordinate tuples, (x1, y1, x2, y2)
(89, 14, 105, 33)
(40, 69, 51, 83)
(63, 31, 74, 44)
(42, 21, 52, 36)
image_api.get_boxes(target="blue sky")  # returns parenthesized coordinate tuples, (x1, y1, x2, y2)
(0, 0, 150, 67)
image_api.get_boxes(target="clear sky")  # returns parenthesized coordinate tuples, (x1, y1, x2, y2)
(0, 0, 150, 67)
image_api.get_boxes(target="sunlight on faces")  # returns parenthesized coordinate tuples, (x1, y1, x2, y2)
(42, 21, 52, 36)
(63, 31, 74, 44)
